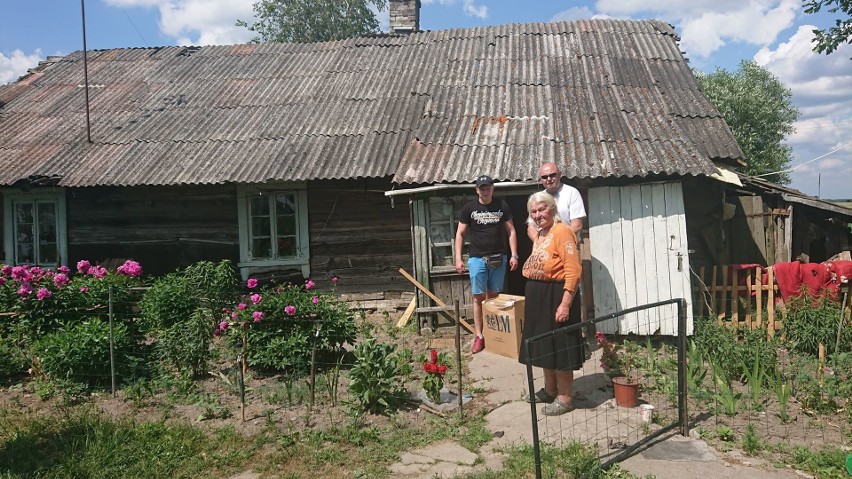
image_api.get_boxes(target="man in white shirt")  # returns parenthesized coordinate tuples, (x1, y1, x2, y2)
(527, 162, 585, 241)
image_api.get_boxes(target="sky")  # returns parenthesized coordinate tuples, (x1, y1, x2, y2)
(1, 0, 850, 199)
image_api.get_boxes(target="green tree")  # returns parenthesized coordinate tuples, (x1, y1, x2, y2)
(237, 0, 388, 44)
(697, 61, 799, 184)
(803, 0, 852, 57)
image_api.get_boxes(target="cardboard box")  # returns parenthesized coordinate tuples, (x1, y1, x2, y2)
(482, 294, 525, 359)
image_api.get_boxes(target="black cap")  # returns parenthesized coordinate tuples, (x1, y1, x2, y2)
(475, 175, 494, 187)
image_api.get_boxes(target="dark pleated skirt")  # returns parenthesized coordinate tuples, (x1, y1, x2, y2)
(518, 279, 583, 371)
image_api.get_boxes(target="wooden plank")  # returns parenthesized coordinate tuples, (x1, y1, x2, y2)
(589, 187, 618, 333)
(619, 186, 639, 333)
(710, 265, 718, 316)
(731, 266, 739, 331)
(755, 266, 763, 330)
(396, 296, 417, 327)
(640, 184, 660, 332)
(767, 267, 776, 337)
(664, 182, 691, 335)
(630, 185, 650, 331)
(718, 266, 728, 325)
(398, 268, 475, 334)
(609, 188, 628, 333)
(745, 268, 753, 329)
(651, 184, 671, 334)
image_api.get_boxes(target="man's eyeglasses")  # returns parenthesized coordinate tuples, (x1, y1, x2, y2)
(540, 172, 559, 181)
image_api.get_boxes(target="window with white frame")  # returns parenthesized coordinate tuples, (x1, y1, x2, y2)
(428, 196, 468, 271)
(237, 184, 310, 278)
(2, 189, 67, 268)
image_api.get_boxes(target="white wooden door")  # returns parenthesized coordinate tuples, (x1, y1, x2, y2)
(588, 182, 693, 336)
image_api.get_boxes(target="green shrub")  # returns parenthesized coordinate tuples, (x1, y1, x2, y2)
(347, 338, 410, 414)
(0, 337, 26, 379)
(156, 308, 214, 377)
(219, 279, 356, 374)
(784, 290, 851, 357)
(32, 318, 146, 387)
(139, 260, 238, 334)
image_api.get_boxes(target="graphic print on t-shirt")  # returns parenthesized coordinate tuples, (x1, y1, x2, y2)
(470, 210, 503, 225)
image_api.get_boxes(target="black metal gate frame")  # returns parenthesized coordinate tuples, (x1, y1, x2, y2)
(523, 298, 689, 479)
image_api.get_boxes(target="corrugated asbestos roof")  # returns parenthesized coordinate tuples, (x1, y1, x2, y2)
(0, 19, 743, 188)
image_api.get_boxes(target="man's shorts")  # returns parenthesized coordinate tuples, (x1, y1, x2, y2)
(468, 255, 507, 295)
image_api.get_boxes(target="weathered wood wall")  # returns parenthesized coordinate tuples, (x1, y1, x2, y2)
(66, 184, 239, 276)
(307, 178, 412, 295)
(63, 179, 413, 295)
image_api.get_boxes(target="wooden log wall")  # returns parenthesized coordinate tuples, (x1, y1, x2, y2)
(66, 184, 239, 276)
(307, 178, 412, 296)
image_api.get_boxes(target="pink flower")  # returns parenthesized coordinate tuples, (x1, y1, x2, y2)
(285, 305, 296, 316)
(90, 265, 108, 278)
(305, 279, 315, 290)
(76, 260, 91, 274)
(250, 293, 262, 305)
(219, 321, 230, 331)
(246, 278, 258, 289)
(331, 276, 339, 284)
(116, 260, 142, 277)
(17, 283, 32, 297)
(36, 288, 52, 301)
(80, 286, 89, 293)
(53, 273, 69, 288)
(0, 277, 5, 286)
(237, 303, 247, 311)
(311, 296, 319, 304)
(252, 311, 264, 322)
(1, 265, 12, 276)
(58, 265, 70, 274)
(231, 312, 238, 320)
(213, 329, 223, 337)
(12, 266, 30, 282)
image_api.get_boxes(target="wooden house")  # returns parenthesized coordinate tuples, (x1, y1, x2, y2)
(6, 2, 845, 333)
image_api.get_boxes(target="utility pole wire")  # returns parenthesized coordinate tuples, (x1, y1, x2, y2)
(744, 140, 852, 179)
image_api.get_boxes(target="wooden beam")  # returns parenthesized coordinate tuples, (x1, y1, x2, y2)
(398, 268, 475, 334)
(396, 296, 417, 328)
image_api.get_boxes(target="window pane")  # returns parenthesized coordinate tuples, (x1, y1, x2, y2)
(277, 237, 296, 257)
(277, 214, 296, 236)
(17, 243, 34, 264)
(39, 243, 57, 265)
(15, 203, 33, 224)
(429, 200, 452, 222)
(250, 196, 270, 216)
(252, 238, 272, 259)
(252, 217, 271, 237)
(432, 225, 452, 244)
(275, 194, 296, 215)
(431, 246, 453, 267)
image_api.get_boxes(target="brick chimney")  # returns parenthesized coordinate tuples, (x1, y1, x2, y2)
(389, 0, 420, 34)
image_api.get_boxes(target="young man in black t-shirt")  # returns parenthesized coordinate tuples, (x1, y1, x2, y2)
(454, 175, 519, 353)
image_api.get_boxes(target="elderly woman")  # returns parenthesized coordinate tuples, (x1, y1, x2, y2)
(519, 191, 583, 416)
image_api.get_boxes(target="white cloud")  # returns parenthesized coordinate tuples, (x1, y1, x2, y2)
(757, 25, 852, 199)
(550, 7, 611, 22)
(0, 49, 44, 85)
(595, 0, 798, 59)
(463, 0, 487, 19)
(156, 0, 254, 45)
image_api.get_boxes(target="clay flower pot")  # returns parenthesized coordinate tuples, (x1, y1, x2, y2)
(612, 376, 639, 408)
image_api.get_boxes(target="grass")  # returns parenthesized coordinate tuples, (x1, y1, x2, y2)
(0, 407, 260, 478)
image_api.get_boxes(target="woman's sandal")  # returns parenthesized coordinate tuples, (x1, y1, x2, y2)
(527, 388, 556, 404)
(541, 398, 576, 416)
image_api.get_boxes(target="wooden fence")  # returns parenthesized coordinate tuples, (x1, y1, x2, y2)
(692, 265, 852, 336)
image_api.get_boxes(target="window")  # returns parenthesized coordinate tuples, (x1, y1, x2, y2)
(2, 189, 67, 268)
(237, 184, 309, 279)
(428, 196, 468, 272)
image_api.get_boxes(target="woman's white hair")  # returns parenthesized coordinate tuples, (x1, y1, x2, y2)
(526, 191, 562, 230)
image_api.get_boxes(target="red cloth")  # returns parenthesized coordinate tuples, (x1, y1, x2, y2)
(800, 263, 832, 298)
(823, 260, 852, 298)
(728, 264, 765, 297)
(772, 262, 803, 301)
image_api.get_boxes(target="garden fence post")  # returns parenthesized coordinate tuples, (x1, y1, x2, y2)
(109, 286, 116, 398)
(835, 290, 848, 355)
(238, 353, 245, 422)
(455, 300, 463, 417)
(309, 323, 321, 411)
(677, 297, 689, 437)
